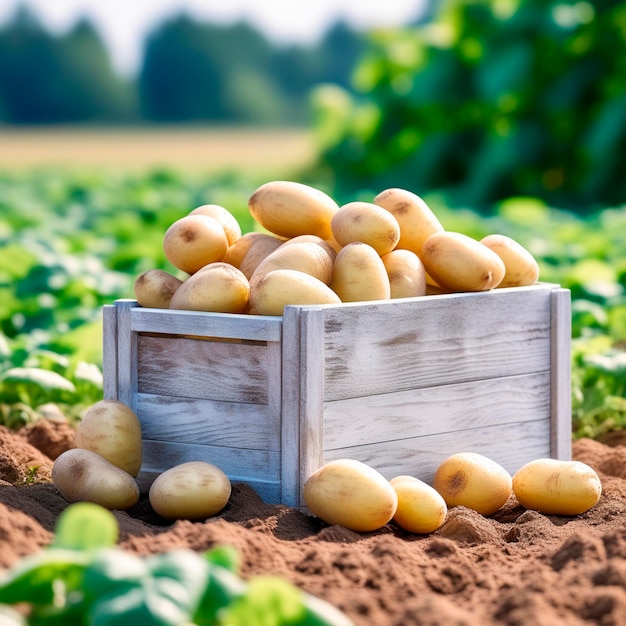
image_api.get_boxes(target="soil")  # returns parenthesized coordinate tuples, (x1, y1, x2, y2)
(2, 420, 626, 625)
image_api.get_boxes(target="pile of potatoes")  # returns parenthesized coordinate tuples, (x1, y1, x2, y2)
(134, 182, 541, 315)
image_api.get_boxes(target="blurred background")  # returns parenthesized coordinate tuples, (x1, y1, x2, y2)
(0, 0, 625, 441)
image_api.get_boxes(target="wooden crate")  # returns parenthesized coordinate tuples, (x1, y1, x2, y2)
(102, 283, 571, 507)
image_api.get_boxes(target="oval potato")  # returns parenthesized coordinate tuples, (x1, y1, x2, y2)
(238, 233, 286, 279)
(52, 448, 139, 510)
(433, 452, 512, 516)
(374, 188, 445, 255)
(223, 232, 282, 269)
(149, 461, 232, 520)
(304, 459, 398, 532)
(134, 269, 183, 309)
(331, 201, 400, 256)
(389, 475, 448, 534)
(512, 458, 602, 515)
(248, 181, 339, 239)
(480, 234, 540, 287)
(250, 269, 341, 316)
(421, 231, 506, 292)
(75, 400, 142, 477)
(188, 204, 242, 246)
(169, 262, 250, 313)
(381, 249, 427, 299)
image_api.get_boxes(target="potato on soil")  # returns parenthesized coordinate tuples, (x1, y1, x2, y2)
(163, 214, 229, 275)
(75, 399, 142, 477)
(304, 459, 398, 532)
(389, 475, 448, 533)
(134, 269, 183, 309)
(188, 203, 242, 246)
(248, 180, 339, 239)
(149, 461, 231, 520)
(168, 262, 250, 313)
(382, 249, 427, 299)
(480, 234, 540, 287)
(52, 448, 139, 510)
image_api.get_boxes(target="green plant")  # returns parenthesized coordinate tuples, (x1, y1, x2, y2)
(0, 503, 352, 626)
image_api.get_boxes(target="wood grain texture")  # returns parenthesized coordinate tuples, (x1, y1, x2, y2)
(102, 305, 117, 401)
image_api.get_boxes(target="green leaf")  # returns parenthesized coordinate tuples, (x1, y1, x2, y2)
(204, 545, 240, 573)
(82, 549, 147, 603)
(51, 503, 119, 551)
(193, 564, 245, 626)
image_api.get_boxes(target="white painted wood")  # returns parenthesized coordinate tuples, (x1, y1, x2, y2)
(551, 288, 572, 461)
(102, 305, 118, 400)
(322, 371, 551, 450)
(115, 300, 139, 410)
(136, 393, 279, 449)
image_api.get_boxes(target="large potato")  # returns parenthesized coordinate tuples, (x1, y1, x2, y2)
(223, 232, 282, 269)
(433, 452, 512, 516)
(163, 214, 229, 275)
(374, 188, 445, 255)
(149, 461, 231, 520)
(248, 181, 339, 239)
(134, 269, 183, 309)
(238, 233, 286, 279)
(421, 231, 506, 292)
(75, 400, 142, 477)
(303, 459, 398, 532)
(331, 201, 400, 256)
(188, 204, 242, 246)
(389, 475, 447, 534)
(52, 448, 139, 510)
(169, 262, 250, 313)
(381, 249, 427, 299)
(512, 458, 602, 515)
(330, 242, 390, 303)
(250, 269, 341, 316)
(480, 234, 540, 287)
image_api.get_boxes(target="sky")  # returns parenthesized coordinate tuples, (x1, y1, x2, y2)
(0, 0, 427, 76)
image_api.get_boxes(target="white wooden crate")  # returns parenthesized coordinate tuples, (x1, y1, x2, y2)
(102, 283, 571, 507)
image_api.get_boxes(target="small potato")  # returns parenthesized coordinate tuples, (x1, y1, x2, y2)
(374, 188, 445, 255)
(188, 204, 242, 246)
(389, 475, 447, 534)
(52, 448, 139, 510)
(163, 215, 229, 275)
(169, 262, 250, 313)
(330, 242, 390, 303)
(238, 233, 286, 279)
(480, 234, 540, 287)
(250, 269, 341, 316)
(304, 459, 398, 532)
(134, 269, 183, 309)
(331, 201, 400, 256)
(421, 231, 506, 292)
(512, 458, 602, 515)
(248, 181, 339, 239)
(381, 249, 427, 299)
(223, 232, 282, 269)
(75, 400, 142, 477)
(149, 461, 231, 520)
(433, 452, 512, 516)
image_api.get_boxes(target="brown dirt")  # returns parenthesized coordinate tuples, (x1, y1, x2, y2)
(2, 421, 626, 625)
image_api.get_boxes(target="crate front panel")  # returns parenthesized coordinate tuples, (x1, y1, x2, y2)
(320, 286, 553, 402)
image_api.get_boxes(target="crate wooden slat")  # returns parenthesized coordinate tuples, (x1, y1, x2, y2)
(103, 283, 571, 508)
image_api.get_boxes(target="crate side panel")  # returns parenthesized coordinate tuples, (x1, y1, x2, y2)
(322, 419, 551, 486)
(136, 335, 272, 403)
(136, 393, 279, 450)
(323, 371, 550, 450)
(321, 287, 553, 401)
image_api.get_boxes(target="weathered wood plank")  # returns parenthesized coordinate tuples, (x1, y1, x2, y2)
(102, 305, 118, 401)
(116, 300, 139, 410)
(323, 371, 551, 450)
(136, 393, 279, 450)
(137, 335, 273, 403)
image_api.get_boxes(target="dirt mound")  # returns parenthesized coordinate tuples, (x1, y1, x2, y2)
(1, 423, 625, 625)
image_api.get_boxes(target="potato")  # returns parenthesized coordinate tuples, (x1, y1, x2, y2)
(374, 188, 445, 255)
(52, 448, 139, 510)
(169, 262, 250, 313)
(381, 249, 427, 299)
(330, 242, 390, 303)
(134, 269, 183, 309)
(433, 452, 512, 516)
(75, 400, 142, 477)
(512, 458, 602, 515)
(188, 203, 242, 246)
(223, 232, 282, 269)
(163, 214, 229, 275)
(238, 233, 286, 279)
(389, 475, 448, 534)
(248, 180, 339, 239)
(250, 269, 341, 316)
(421, 231, 506, 292)
(149, 461, 231, 520)
(331, 201, 400, 256)
(480, 234, 540, 287)
(303, 459, 398, 532)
